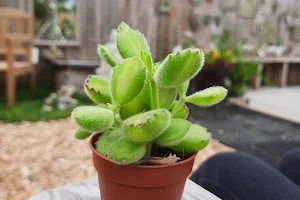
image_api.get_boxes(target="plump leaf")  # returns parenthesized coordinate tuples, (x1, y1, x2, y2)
(96, 129, 146, 164)
(74, 128, 92, 140)
(116, 22, 151, 59)
(119, 94, 148, 120)
(108, 138, 147, 165)
(84, 75, 111, 104)
(155, 119, 191, 147)
(158, 87, 177, 108)
(168, 102, 189, 119)
(154, 48, 205, 88)
(71, 106, 114, 132)
(140, 82, 177, 109)
(186, 86, 228, 107)
(96, 129, 124, 156)
(111, 57, 147, 108)
(122, 109, 171, 142)
(141, 51, 153, 70)
(171, 124, 211, 153)
(97, 45, 118, 67)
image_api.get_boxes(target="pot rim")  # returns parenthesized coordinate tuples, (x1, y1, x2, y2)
(89, 132, 198, 169)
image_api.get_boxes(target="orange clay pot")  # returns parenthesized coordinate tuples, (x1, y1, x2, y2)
(90, 133, 197, 200)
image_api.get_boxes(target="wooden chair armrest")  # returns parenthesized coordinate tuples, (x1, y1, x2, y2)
(5, 34, 32, 43)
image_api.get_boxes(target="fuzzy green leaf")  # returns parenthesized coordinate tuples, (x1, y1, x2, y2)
(186, 86, 228, 107)
(84, 75, 111, 104)
(111, 57, 147, 108)
(141, 51, 153, 70)
(96, 129, 146, 164)
(158, 87, 177, 108)
(171, 124, 211, 153)
(71, 106, 114, 132)
(122, 109, 171, 143)
(154, 48, 205, 88)
(96, 129, 124, 156)
(155, 119, 191, 147)
(117, 22, 151, 59)
(119, 95, 148, 120)
(140, 82, 177, 109)
(74, 128, 92, 140)
(108, 138, 147, 165)
(168, 102, 189, 119)
(97, 45, 118, 67)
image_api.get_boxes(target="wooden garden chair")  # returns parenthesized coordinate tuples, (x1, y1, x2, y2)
(0, 8, 35, 108)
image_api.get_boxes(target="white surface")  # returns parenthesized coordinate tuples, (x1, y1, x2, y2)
(245, 87, 300, 123)
(29, 177, 221, 200)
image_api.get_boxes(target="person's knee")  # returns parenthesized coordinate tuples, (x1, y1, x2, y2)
(279, 147, 300, 186)
(280, 148, 300, 167)
(191, 152, 260, 183)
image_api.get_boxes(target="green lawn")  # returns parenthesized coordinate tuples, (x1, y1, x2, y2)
(0, 89, 92, 123)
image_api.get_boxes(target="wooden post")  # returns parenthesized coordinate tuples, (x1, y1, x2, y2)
(253, 63, 263, 90)
(280, 62, 289, 88)
(6, 39, 15, 108)
(28, 14, 35, 96)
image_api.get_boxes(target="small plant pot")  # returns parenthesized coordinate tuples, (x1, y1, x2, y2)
(90, 133, 197, 200)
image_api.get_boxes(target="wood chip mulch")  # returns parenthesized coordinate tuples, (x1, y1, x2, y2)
(0, 119, 235, 200)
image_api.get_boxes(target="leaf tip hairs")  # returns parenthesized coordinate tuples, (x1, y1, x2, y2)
(118, 21, 130, 32)
(154, 48, 205, 88)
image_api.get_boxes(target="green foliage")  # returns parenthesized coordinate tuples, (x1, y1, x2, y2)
(110, 57, 147, 109)
(97, 129, 147, 164)
(74, 129, 92, 140)
(97, 45, 118, 67)
(140, 83, 177, 109)
(71, 106, 114, 132)
(0, 89, 91, 123)
(84, 75, 111, 104)
(186, 86, 228, 107)
(229, 61, 260, 97)
(156, 119, 191, 147)
(96, 129, 124, 156)
(117, 22, 151, 59)
(122, 109, 171, 143)
(154, 49, 205, 88)
(119, 95, 147, 120)
(171, 124, 211, 153)
(34, 0, 48, 21)
(71, 22, 227, 165)
(168, 102, 189, 119)
(108, 137, 147, 164)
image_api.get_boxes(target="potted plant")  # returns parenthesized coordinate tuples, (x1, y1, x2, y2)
(71, 22, 227, 200)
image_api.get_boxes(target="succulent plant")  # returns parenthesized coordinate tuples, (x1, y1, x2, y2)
(71, 22, 228, 165)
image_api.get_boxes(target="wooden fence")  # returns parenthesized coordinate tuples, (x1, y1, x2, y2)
(0, 0, 190, 61)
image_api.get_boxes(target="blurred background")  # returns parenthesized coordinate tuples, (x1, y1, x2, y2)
(0, 0, 299, 199)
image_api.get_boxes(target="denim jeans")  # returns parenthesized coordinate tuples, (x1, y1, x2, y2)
(190, 148, 300, 200)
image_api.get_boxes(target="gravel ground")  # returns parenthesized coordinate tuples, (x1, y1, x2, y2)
(0, 119, 234, 200)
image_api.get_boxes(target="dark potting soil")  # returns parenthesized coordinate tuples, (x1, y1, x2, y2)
(188, 102, 300, 168)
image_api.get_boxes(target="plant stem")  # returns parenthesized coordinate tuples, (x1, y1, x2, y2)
(114, 113, 122, 126)
(150, 79, 159, 109)
(171, 98, 185, 117)
(109, 104, 119, 113)
(145, 143, 153, 158)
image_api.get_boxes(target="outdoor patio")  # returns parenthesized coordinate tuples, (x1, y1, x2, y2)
(1, 0, 300, 200)
(245, 86, 300, 124)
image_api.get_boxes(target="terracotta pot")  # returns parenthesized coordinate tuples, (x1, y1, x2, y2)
(89, 133, 197, 200)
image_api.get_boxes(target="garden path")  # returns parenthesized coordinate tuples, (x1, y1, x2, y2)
(246, 86, 300, 124)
